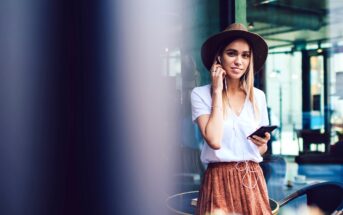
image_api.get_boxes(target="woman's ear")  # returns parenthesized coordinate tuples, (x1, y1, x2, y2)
(217, 56, 221, 64)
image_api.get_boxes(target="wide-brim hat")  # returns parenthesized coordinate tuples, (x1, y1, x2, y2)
(201, 23, 268, 73)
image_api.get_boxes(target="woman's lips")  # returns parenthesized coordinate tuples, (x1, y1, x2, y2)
(231, 67, 242, 73)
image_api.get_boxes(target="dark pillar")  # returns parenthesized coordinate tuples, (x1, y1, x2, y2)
(323, 51, 330, 131)
(220, 0, 235, 30)
(323, 51, 331, 152)
(302, 50, 311, 129)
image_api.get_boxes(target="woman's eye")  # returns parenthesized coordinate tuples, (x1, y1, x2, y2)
(227, 52, 236, 57)
(242, 54, 250, 59)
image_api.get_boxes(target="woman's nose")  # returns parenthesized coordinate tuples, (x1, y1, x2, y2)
(234, 56, 242, 65)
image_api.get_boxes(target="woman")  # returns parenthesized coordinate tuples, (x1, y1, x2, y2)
(191, 23, 272, 214)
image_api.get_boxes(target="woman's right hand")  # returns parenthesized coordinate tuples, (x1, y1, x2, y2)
(210, 58, 226, 93)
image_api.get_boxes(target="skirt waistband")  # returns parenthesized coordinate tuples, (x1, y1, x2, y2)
(207, 161, 259, 169)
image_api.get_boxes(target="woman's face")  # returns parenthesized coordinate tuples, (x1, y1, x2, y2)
(220, 39, 251, 80)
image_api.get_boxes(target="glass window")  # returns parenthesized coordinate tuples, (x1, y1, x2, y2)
(247, 0, 343, 155)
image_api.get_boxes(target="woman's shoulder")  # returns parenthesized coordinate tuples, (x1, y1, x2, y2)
(253, 87, 267, 107)
(191, 84, 212, 104)
(191, 84, 211, 96)
(253, 87, 266, 98)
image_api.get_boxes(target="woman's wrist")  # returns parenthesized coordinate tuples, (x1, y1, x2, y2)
(211, 89, 223, 112)
(211, 105, 222, 111)
(212, 88, 223, 95)
(259, 144, 268, 155)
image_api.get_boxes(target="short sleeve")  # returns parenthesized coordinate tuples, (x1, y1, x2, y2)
(191, 88, 211, 123)
(260, 92, 269, 126)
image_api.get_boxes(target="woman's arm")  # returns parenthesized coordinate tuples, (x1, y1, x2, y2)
(252, 91, 270, 155)
(197, 90, 224, 149)
(196, 59, 226, 150)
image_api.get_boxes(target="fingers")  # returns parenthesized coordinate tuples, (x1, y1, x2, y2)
(248, 132, 270, 147)
(210, 64, 221, 73)
(211, 66, 225, 79)
(249, 137, 265, 146)
(211, 64, 226, 75)
(211, 56, 222, 72)
(210, 60, 226, 91)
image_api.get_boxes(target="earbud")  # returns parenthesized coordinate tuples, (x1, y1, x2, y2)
(217, 56, 221, 64)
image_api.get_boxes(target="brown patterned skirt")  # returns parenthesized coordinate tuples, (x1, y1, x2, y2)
(196, 161, 272, 215)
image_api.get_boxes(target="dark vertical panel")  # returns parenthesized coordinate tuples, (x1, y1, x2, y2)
(0, 0, 117, 214)
(302, 50, 311, 129)
(323, 51, 330, 135)
(220, 0, 235, 30)
(55, 0, 119, 214)
(254, 66, 267, 90)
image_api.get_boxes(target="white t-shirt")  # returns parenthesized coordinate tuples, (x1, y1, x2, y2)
(191, 84, 269, 163)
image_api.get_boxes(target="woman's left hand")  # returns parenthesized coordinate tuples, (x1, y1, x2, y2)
(249, 132, 270, 147)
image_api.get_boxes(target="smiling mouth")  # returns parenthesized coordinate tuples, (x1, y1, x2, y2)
(231, 67, 242, 71)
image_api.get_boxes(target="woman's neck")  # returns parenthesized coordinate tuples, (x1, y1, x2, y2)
(226, 78, 241, 93)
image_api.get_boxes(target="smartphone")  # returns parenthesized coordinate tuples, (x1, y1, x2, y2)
(247, 125, 278, 139)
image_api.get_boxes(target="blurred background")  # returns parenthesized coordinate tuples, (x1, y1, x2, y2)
(0, 0, 343, 215)
(162, 0, 343, 214)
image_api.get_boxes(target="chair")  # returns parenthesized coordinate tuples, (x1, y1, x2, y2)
(279, 182, 343, 214)
(295, 129, 330, 154)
